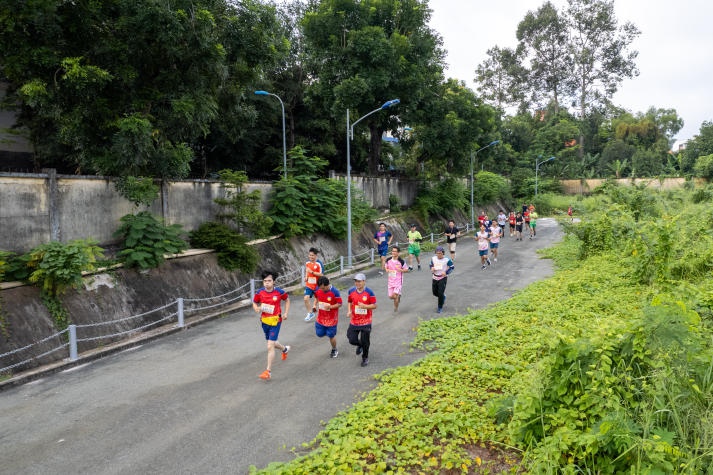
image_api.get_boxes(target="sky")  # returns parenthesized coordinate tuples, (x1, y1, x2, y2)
(428, 0, 713, 149)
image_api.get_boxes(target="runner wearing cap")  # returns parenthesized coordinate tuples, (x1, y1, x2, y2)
(429, 246, 454, 314)
(346, 273, 377, 367)
(406, 223, 423, 270)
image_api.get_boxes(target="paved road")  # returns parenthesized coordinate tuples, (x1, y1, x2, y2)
(0, 219, 562, 474)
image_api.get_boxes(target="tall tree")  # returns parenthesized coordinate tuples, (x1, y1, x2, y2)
(0, 0, 288, 181)
(301, 0, 445, 174)
(516, 1, 572, 114)
(567, 0, 640, 156)
(475, 45, 528, 112)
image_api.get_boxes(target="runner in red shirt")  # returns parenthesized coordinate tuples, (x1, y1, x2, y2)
(252, 270, 290, 380)
(346, 273, 377, 367)
(313, 276, 342, 358)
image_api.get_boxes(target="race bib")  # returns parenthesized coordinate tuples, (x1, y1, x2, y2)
(388, 271, 397, 277)
(307, 276, 317, 285)
(355, 307, 368, 315)
(379, 236, 385, 243)
(261, 303, 275, 314)
(318, 301, 331, 311)
(433, 263, 443, 271)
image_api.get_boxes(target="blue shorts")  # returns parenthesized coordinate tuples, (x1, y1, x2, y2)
(479, 249, 489, 256)
(490, 242, 499, 249)
(315, 321, 337, 338)
(378, 246, 389, 257)
(304, 287, 316, 297)
(261, 321, 282, 341)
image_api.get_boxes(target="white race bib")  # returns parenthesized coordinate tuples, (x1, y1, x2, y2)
(261, 303, 275, 314)
(355, 307, 368, 315)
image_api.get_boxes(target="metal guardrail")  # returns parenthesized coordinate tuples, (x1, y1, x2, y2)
(1, 222, 475, 377)
(0, 247, 381, 376)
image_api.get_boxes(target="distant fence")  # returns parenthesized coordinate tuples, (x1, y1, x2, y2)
(0, 222, 473, 378)
(559, 177, 706, 195)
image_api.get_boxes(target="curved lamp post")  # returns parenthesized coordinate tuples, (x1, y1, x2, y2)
(254, 90, 287, 180)
(535, 156, 555, 196)
(346, 99, 400, 267)
(470, 140, 500, 227)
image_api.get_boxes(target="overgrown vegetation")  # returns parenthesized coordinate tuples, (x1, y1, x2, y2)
(412, 177, 469, 224)
(25, 240, 104, 329)
(213, 169, 272, 238)
(251, 183, 713, 474)
(114, 211, 187, 270)
(267, 146, 377, 238)
(189, 222, 258, 273)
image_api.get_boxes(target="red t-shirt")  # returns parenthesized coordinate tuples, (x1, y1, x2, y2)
(314, 285, 342, 327)
(304, 261, 323, 290)
(347, 287, 377, 326)
(253, 287, 288, 326)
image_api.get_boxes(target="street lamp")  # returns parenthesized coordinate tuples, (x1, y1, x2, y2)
(254, 90, 287, 180)
(535, 156, 555, 196)
(346, 99, 400, 267)
(470, 140, 500, 227)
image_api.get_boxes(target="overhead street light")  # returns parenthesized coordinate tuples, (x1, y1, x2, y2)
(254, 90, 287, 180)
(346, 99, 400, 267)
(535, 156, 555, 196)
(470, 140, 500, 227)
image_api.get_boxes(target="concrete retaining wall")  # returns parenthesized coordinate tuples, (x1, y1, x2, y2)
(0, 171, 419, 254)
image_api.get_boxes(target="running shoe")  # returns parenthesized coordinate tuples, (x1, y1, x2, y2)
(304, 312, 315, 322)
(481, 265, 486, 270)
(486, 258, 491, 266)
(437, 307, 442, 314)
(259, 370, 271, 380)
(378, 271, 384, 276)
(361, 358, 369, 367)
(330, 348, 339, 358)
(494, 258, 498, 262)
(356, 346, 363, 355)
(417, 264, 421, 270)
(281, 345, 290, 360)
(409, 266, 413, 271)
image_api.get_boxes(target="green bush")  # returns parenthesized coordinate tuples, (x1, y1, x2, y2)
(114, 211, 187, 270)
(189, 222, 258, 273)
(474, 171, 510, 204)
(26, 239, 105, 329)
(413, 177, 468, 223)
(214, 170, 273, 238)
(267, 146, 376, 239)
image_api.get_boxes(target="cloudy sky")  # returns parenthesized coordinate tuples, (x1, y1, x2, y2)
(428, 0, 713, 149)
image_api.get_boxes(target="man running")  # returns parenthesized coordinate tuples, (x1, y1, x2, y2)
(444, 220, 460, 261)
(476, 224, 491, 269)
(373, 223, 393, 276)
(313, 276, 342, 358)
(303, 247, 323, 321)
(252, 270, 291, 380)
(346, 273, 378, 367)
(515, 212, 524, 241)
(430, 246, 454, 314)
(406, 224, 423, 270)
(529, 207, 538, 238)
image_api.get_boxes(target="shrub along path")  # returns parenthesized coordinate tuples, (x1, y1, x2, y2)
(0, 219, 562, 474)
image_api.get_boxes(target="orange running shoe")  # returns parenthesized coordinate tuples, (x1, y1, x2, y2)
(281, 345, 291, 360)
(259, 370, 271, 380)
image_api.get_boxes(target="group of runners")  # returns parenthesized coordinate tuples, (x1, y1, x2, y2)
(251, 210, 542, 380)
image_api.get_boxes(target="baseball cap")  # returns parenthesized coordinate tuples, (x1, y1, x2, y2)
(435, 246, 445, 253)
(353, 273, 367, 281)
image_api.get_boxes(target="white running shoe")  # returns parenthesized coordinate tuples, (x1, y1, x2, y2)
(304, 312, 315, 322)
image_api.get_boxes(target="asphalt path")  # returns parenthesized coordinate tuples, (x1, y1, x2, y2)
(0, 218, 562, 474)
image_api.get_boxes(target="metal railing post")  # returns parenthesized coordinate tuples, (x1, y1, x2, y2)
(340, 256, 344, 275)
(370, 248, 375, 265)
(177, 298, 184, 327)
(250, 279, 256, 301)
(69, 325, 78, 361)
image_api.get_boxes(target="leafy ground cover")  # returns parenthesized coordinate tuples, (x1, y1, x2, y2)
(252, 183, 713, 474)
